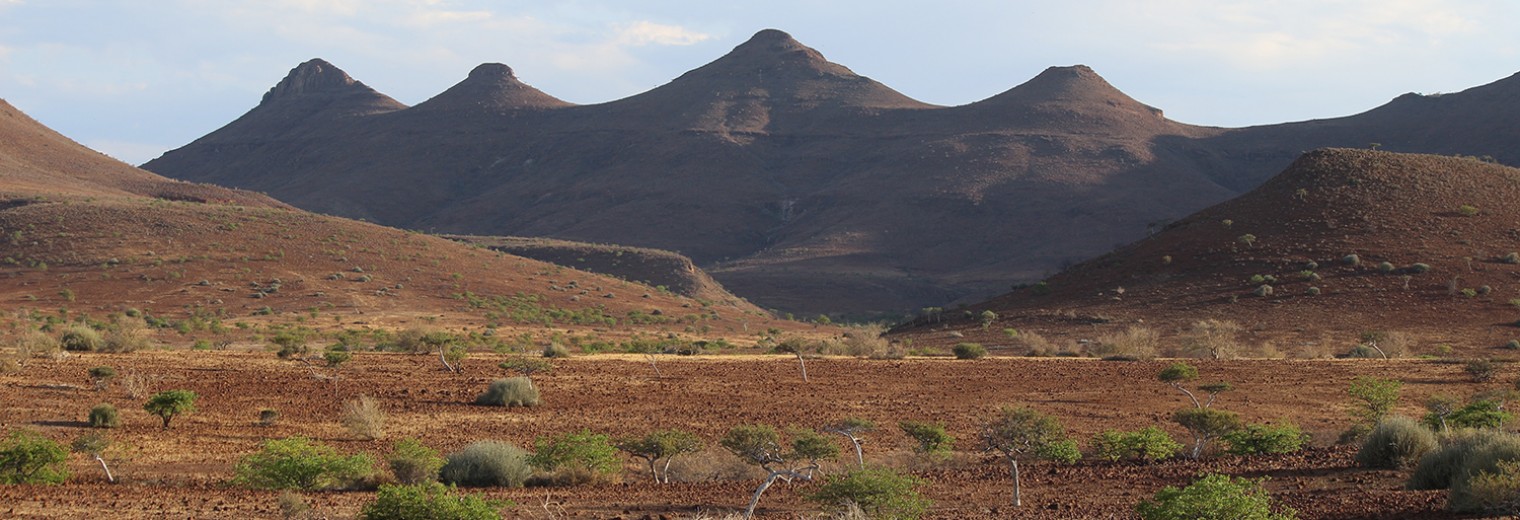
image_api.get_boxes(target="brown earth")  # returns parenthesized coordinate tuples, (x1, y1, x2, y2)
(0, 351, 1491, 519)
(893, 149, 1520, 358)
(141, 30, 1520, 316)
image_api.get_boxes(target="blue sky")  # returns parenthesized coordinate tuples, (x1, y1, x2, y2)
(1, 0, 1517, 165)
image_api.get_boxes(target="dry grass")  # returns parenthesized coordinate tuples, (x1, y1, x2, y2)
(341, 395, 387, 440)
(1093, 326, 1159, 360)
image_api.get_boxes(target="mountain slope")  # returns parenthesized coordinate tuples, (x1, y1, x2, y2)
(142, 29, 1520, 316)
(895, 149, 1520, 355)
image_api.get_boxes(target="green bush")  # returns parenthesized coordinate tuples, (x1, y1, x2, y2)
(143, 389, 197, 429)
(1356, 416, 1437, 469)
(88, 366, 117, 381)
(898, 421, 954, 456)
(1040, 438, 1082, 463)
(1225, 422, 1307, 456)
(527, 430, 620, 482)
(1173, 407, 1242, 459)
(1136, 474, 1295, 520)
(1465, 359, 1498, 383)
(542, 343, 571, 358)
(1377, 261, 1396, 273)
(806, 466, 930, 520)
(360, 482, 504, 520)
(88, 403, 120, 429)
(439, 441, 531, 488)
(1409, 429, 1520, 490)
(1092, 426, 1182, 461)
(60, 325, 104, 352)
(388, 438, 445, 485)
(951, 342, 987, 360)
(474, 377, 539, 407)
(233, 437, 376, 490)
(0, 429, 69, 484)
(1427, 400, 1514, 430)
(1452, 460, 1520, 514)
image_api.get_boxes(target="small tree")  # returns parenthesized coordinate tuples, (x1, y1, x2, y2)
(1425, 394, 1462, 432)
(616, 429, 702, 483)
(774, 338, 812, 383)
(143, 389, 197, 429)
(1174, 407, 1242, 459)
(1158, 363, 1229, 409)
(71, 432, 115, 483)
(0, 429, 69, 484)
(388, 438, 445, 485)
(720, 425, 836, 519)
(1136, 474, 1296, 520)
(806, 466, 930, 519)
(824, 418, 875, 469)
(899, 420, 954, 457)
(527, 429, 620, 483)
(979, 406, 1078, 507)
(1348, 376, 1402, 429)
(978, 310, 998, 330)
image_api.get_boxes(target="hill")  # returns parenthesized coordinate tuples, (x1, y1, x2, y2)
(142, 29, 1520, 317)
(0, 98, 787, 342)
(892, 149, 1520, 356)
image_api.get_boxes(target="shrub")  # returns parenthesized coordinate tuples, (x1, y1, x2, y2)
(1182, 320, 1242, 360)
(1410, 263, 1431, 274)
(1092, 426, 1182, 462)
(1459, 204, 1481, 216)
(527, 429, 619, 484)
(1347, 376, 1401, 427)
(1094, 327, 1159, 360)
(259, 408, 281, 426)
(952, 342, 987, 360)
(88, 366, 117, 382)
(1253, 284, 1274, 297)
(389, 438, 445, 485)
(806, 466, 930, 520)
(0, 429, 69, 484)
(1356, 416, 1437, 469)
(1174, 407, 1242, 459)
(11, 329, 61, 359)
(233, 437, 376, 490)
(324, 349, 352, 368)
(88, 403, 120, 429)
(1343, 254, 1360, 266)
(899, 420, 954, 456)
(439, 441, 531, 488)
(1409, 429, 1520, 490)
(360, 483, 504, 520)
(474, 378, 539, 407)
(1453, 460, 1520, 514)
(1135, 474, 1296, 520)
(1225, 422, 1307, 456)
(1466, 359, 1498, 383)
(1377, 261, 1396, 273)
(143, 389, 197, 429)
(60, 325, 104, 352)
(342, 395, 387, 440)
(1503, 252, 1520, 265)
(102, 318, 152, 353)
(541, 343, 571, 358)
(1442, 400, 1513, 430)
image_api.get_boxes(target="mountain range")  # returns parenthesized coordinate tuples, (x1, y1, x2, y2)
(142, 29, 1520, 316)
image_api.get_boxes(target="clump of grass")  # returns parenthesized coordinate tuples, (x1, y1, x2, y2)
(474, 377, 539, 407)
(341, 395, 387, 440)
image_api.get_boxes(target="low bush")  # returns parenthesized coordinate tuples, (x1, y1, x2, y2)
(60, 325, 104, 352)
(951, 343, 987, 360)
(1093, 327, 1159, 360)
(527, 430, 620, 485)
(389, 438, 445, 485)
(102, 318, 152, 353)
(88, 403, 120, 429)
(341, 395, 387, 440)
(360, 482, 504, 520)
(1092, 426, 1182, 462)
(1409, 429, 1520, 490)
(474, 378, 539, 407)
(1431, 400, 1514, 430)
(1453, 460, 1520, 514)
(899, 421, 954, 456)
(233, 437, 376, 490)
(1135, 474, 1295, 520)
(1356, 416, 1437, 469)
(541, 344, 571, 358)
(806, 466, 930, 520)
(1224, 422, 1307, 456)
(439, 441, 531, 488)
(1466, 359, 1498, 383)
(11, 329, 60, 359)
(0, 429, 69, 485)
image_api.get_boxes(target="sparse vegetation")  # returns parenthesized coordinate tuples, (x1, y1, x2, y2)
(1174, 407, 1242, 459)
(474, 377, 539, 407)
(720, 424, 839, 518)
(1356, 416, 1437, 469)
(233, 436, 376, 490)
(1135, 474, 1296, 520)
(952, 342, 987, 360)
(360, 483, 504, 520)
(0, 429, 69, 485)
(1092, 426, 1182, 462)
(341, 395, 387, 440)
(806, 466, 931, 520)
(979, 406, 1079, 507)
(1224, 422, 1307, 455)
(388, 438, 445, 485)
(899, 420, 955, 457)
(143, 389, 197, 429)
(439, 441, 532, 488)
(617, 429, 703, 483)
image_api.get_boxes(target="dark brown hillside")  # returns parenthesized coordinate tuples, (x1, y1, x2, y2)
(143, 29, 1520, 317)
(896, 149, 1520, 355)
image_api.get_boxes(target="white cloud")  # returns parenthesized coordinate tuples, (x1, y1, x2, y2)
(613, 21, 711, 46)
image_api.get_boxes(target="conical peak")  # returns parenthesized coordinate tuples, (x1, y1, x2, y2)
(711, 28, 837, 76)
(261, 58, 364, 103)
(468, 63, 516, 81)
(1018, 65, 1118, 99)
(411, 62, 571, 111)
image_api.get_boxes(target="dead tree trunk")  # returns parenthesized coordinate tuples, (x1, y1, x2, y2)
(795, 352, 808, 382)
(1009, 457, 1022, 507)
(439, 348, 459, 373)
(91, 454, 114, 483)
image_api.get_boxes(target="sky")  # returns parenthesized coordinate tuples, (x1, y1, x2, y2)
(1, 0, 1517, 165)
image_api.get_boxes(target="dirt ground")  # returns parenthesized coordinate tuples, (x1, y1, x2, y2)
(0, 350, 1502, 519)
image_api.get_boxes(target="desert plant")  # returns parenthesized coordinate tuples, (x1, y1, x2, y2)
(527, 429, 620, 484)
(143, 389, 197, 429)
(233, 436, 376, 490)
(1466, 358, 1498, 383)
(1453, 459, 1520, 514)
(1409, 429, 1520, 490)
(773, 337, 814, 382)
(11, 329, 61, 359)
(360, 482, 504, 520)
(1182, 320, 1242, 359)
(388, 438, 446, 485)
(70, 432, 115, 483)
(952, 342, 987, 360)
(88, 403, 120, 429)
(1224, 422, 1307, 456)
(617, 429, 703, 483)
(1253, 284, 1274, 297)
(978, 310, 998, 330)
(102, 317, 152, 352)
(1377, 261, 1396, 273)
(541, 343, 571, 358)
(342, 395, 387, 440)
(1174, 407, 1242, 459)
(1157, 363, 1230, 409)
(1356, 416, 1437, 469)
(1435, 400, 1514, 430)
(1459, 204, 1481, 216)
(979, 406, 1078, 507)
(259, 408, 281, 426)
(1347, 376, 1401, 429)
(720, 424, 837, 519)
(1503, 252, 1520, 265)
(497, 357, 552, 388)
(898, 420, 954, 457)
(1343, 254, 1360, 266)
(806, 466, 930, 520)
(1135, 473, 1296, 520)
(1094, 326, 1159, 360)
(474, 377, 539, 407)
(439, 441, 531, 488)
(824, 418, 875, 469)
(0, 429, 69, 484)
(1091, 426, 1182, 462)
(88, 366, 116, 390)
(60, 324, 104, 352)
(323, 349, 352, 368)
